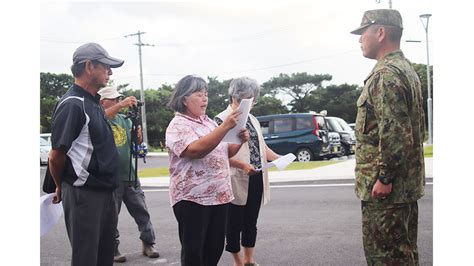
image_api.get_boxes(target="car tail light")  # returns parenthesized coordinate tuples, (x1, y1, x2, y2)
(312, 116, 320, 137)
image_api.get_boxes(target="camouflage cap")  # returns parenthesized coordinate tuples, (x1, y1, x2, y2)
(350, 9, 403, 35)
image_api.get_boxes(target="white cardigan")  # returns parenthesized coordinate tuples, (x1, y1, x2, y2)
(216, 106, 270, 206)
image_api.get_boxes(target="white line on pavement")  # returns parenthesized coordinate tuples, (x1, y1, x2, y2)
(272, 182, 433, 189)
(144, 182, 433, 192)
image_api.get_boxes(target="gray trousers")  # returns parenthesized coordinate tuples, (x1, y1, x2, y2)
(62, 181, 117, 266)
(115, 180, 156, 248)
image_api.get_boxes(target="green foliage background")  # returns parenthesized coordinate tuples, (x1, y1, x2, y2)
(40, 63, 432, 148)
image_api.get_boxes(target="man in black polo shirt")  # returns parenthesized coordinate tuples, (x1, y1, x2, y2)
(48, 42, 124, 266)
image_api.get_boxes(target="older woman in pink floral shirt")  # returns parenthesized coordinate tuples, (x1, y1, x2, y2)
(166, 75, 249, 266)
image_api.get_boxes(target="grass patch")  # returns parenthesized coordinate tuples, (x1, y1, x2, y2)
(268, 160, 340, 171)
(424, 145, 433, 157)
(139, 160, 342, 178)
(139, 167, 170, 177)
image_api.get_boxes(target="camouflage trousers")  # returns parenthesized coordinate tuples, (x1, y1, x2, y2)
(361, 201, 419, 266)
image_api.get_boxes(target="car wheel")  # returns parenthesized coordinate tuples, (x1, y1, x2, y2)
(296, 148, 313, 162)
(340, 145, 347, 156)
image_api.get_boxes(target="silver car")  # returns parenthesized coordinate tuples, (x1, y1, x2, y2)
(40, 137, 51, 165)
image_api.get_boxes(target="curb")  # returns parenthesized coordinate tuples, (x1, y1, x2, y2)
(139, 158, 433, 188)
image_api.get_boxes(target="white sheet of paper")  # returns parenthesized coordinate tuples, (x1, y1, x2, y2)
(221, 98, 253, 144)
(40, 193, 63, 237)
(257, 153, 297, 171)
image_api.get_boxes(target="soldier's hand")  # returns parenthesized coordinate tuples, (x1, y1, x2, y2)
(371, 180, 392, 200)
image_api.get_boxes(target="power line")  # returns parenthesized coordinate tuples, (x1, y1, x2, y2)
(40, 21, 317, 48)
(132, 49, 358, 77)
(40, 36, 125, 44)
(112, 49, 359, 84)
(153, 26, 293, 47)
(213, 50, 358, 75)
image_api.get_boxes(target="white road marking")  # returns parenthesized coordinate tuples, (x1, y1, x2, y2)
(143, 182, 433, 192)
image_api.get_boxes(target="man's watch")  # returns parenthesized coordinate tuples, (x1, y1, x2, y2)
(377, 176, 392, 185)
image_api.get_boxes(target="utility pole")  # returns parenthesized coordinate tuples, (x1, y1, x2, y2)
(420, 14, 433, 145)
(125, 31, 155, 145)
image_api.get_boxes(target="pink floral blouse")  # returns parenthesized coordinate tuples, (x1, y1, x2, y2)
(165, 113, 234, 206)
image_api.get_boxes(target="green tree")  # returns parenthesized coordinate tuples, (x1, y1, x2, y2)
(206, 76, 287, 118)
(121, 85, 175, 148)
(262, 72, 332, 113)
(412, 63, 433, 126)
(309, 83, 361, 123)
(251, 96, 288, 117)
(40, 72, 74, 132)
(206, 76, 231, 118)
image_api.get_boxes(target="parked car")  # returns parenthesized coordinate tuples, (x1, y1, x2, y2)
(327, 131, 343, 158)
(324, 116, 356, 156)
(256, 113, 331, 162)
(40, 137, 51, 165)
(40, 133, 52, 142)
(348, 123, 355, 131)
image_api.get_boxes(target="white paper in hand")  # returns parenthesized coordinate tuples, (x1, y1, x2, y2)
(257, 153, 297, 171)
(40, 193, 63, 237)
(220, 98, 253, 144)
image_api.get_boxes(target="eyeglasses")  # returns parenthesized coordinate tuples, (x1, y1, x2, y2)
(91, 60, 111, 71)
(99, 63, 111, 71)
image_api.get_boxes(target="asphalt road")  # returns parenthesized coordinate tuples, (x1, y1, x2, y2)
(40, 176, 432, 265)
(137, 155, 169, 169)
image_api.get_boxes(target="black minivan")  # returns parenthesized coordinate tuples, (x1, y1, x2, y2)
(256, 113, 331, 162)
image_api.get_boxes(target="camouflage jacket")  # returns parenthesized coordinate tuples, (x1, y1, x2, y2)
(355, 50, 426, 203)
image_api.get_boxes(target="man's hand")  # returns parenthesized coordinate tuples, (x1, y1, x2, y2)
(120, 96, 138, 109)
(137, 125, 143, 144)
(371, 180, 392, 200)
(49, 148, 66, 204)
(52, 187, 62, 204)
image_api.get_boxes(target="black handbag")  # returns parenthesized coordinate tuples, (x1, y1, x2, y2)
(42, 160, 57, 193)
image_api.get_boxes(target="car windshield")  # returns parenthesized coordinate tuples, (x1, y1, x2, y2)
(40, 138, 51, 146)
(327, 118, 344, 132)
(336, 118, 353, 131)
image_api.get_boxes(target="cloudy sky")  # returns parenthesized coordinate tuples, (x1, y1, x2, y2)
(40, 0, 434, 91)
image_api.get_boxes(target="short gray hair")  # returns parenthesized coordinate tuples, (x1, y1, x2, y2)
(168, 75, 208, 113)
(228, 77, 260, 103)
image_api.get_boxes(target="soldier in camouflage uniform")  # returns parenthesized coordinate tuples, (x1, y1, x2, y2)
(350, 9, 426, 265)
